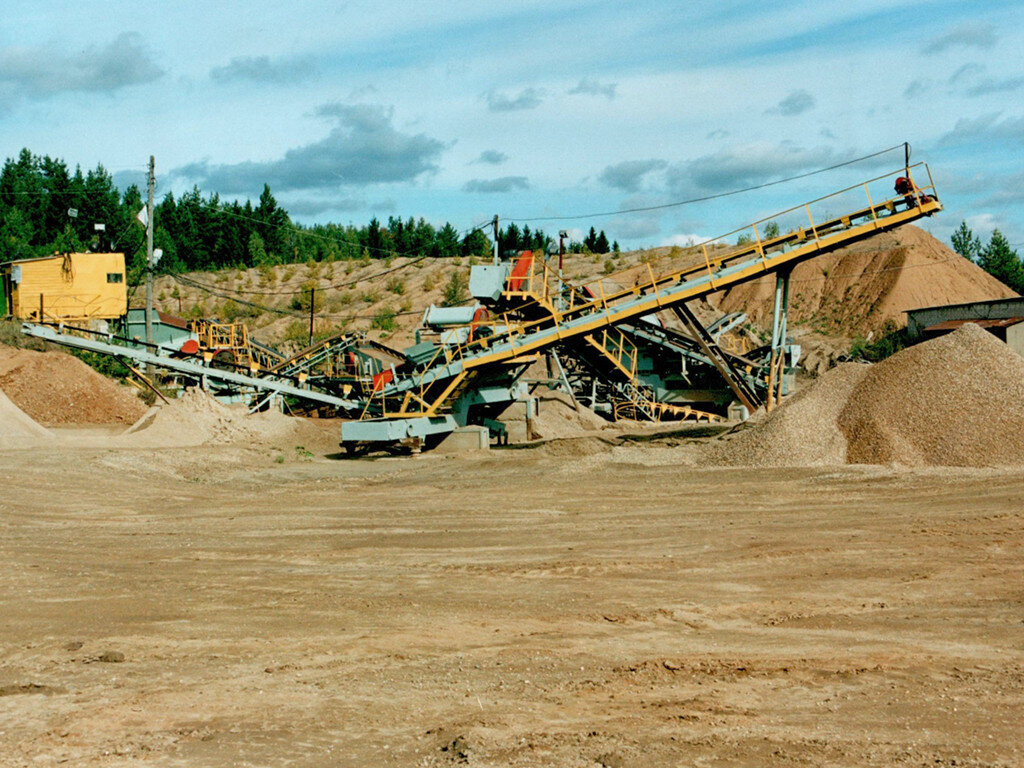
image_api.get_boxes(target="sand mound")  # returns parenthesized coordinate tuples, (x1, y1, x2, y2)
(122, 388, 255, 447)
(121, 388, 332, 450)
(529, 389, 608, 440)
(839, 324, 1024, 467)
(0, 345, 147, 425)
(710, 363, 870, 467)
(712, 324, 1024, 468)
(711, 225, 1017, 337)
(0, 387, 53, 449)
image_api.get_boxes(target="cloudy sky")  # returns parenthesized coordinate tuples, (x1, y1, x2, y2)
(2, 0, 1023, 249)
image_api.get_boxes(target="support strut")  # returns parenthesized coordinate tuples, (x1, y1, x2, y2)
(672, 303, 762, 413)
(766, 269, 791, 411)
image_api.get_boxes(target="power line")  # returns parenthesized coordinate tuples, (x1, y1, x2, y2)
(167, 273, 423, 322)
(170, 252, 442, 297)
(503, 144, 907, 223)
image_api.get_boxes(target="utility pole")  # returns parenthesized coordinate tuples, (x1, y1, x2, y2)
(308, 286, 315, 346)
(492, 215, 500, 265)
(145, 155, 155, 346)
(557, 230, 567, 310)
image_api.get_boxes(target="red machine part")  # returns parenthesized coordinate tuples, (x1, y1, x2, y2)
(507, 251, 534, 291)
(371, 369, 394, 392)
(179, 338, 200, 355)
(468, 305, 490, 341)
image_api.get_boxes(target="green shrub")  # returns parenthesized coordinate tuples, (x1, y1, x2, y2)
(849, 322, 908, 362)
(283, 320, 310, 345)
(371, 307, 397, 331)
(326, 292, 355, 311)
(289, 282, 320, 312)
(0, 319, 48, 350)
(442, 270, 469, 307)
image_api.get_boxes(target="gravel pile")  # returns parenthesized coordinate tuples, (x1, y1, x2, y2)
(528, 389, 608, 440)
(0, 345, 147, 425)
(121, 387, 331, 450)
(709, 363, 870, 467)
(711, 323, 1024, 468)
(839, 323, 1024, 467)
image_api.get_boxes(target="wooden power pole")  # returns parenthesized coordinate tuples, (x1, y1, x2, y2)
(145, 155, 155, 346)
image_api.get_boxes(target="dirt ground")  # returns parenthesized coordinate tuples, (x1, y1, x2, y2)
(1, 435, 1022, 767)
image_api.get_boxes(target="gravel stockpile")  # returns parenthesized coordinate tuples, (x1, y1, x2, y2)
(710, 363, 870, 467)
(121, 387, 332, 450)
(528, 389, 608, 440)
(839, 323, 1024, 467)
(0, 345, 147, 425)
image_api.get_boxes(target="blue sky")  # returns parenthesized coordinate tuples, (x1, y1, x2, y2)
(2, 1, 1023, 250)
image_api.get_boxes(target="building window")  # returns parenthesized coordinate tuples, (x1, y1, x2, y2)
(107, 273, 124, 283)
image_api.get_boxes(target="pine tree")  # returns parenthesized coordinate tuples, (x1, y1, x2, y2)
(434, 223, 461, 259)
(950, 221, 983, 263)
(978, 230, 1024, 293)
(461, 229, 491, 260)
(0, 208, 35, 262)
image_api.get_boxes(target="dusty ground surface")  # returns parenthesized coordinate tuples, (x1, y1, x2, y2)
(1, 438, 1022, 767)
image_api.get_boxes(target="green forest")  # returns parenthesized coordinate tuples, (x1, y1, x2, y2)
(0, 149, 615, 284)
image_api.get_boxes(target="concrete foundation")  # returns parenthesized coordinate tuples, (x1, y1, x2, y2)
(437, 425, 490, 454)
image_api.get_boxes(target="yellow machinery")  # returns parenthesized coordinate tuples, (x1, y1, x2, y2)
(189, 319, 285, 372)
(1, 252, 126, 325)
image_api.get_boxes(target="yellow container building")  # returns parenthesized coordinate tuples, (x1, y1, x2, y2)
(1, 252, 127, 324)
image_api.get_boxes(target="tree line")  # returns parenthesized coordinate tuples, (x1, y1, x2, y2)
(0, 149, 617, 287)
(950, 222, 1024, 294)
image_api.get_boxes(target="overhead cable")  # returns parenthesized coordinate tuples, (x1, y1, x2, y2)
(503, 144, 908, 223)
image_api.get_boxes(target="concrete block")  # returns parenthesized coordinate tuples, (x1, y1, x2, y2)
(438, 425, 490, 453)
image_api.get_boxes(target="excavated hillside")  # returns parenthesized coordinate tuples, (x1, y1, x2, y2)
(710, 225, 1016, 337)
(144, 246, 712, 353)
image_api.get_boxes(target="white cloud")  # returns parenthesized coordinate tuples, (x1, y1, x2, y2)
(210, 55, 315, 85)
(174, 103, 448, 193)
(0, 33, 162, 109)
(766, 89, 816, 116)
(484, 87, 544, 112)
(923, 22, 997, 55)
(568, 77, 617, 100)
(463, 176, 530, 193)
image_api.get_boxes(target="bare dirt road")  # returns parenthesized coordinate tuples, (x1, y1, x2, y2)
(1, 439, 1022, 767)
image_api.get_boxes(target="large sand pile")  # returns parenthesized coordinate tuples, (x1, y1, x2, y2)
(713, 324, 1024, 468)
(121, 388, 333, 450)
(710, 363, 870, 467)
(839, 323, 1024, 467)
(0, 345, 147, 425)
(711, 225, 1017, 337)
(0, 387, 53, 449)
